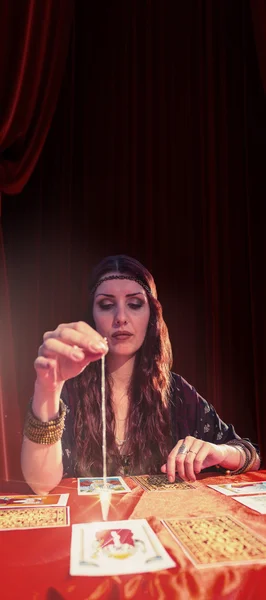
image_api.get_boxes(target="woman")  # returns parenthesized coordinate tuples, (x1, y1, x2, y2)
(21, 255, 260, 494)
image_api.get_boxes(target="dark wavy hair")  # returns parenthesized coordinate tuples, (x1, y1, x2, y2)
(72, 255, 173, 476)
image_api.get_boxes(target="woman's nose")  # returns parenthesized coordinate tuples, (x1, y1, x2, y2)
(114, 306, 128, 325)
(115, 315, 128, 325)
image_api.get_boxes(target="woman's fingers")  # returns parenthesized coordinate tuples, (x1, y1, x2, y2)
(43, 322, 108, 355)
(182, 443, 208, 481)
(39, 338, 85, 361)
(38, 338, 108, 370)
(35, 321, 109, 387)
(163, 439, 190, 482)
(173, 439, 203, 482)
(34, 356, 58, 384)
(162, 436, 217, 483)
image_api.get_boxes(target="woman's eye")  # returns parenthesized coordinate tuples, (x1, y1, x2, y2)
(99, 303, 113, 310)
(128, 303, 142, 310)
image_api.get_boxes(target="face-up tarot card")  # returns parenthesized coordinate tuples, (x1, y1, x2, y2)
(208, 481, 266, 497)
(77, 476, 131, 495)
(70, 518, 175, 576)
(0, 493, 69, 508)
(131, 474, 196, 492)
(232, 494, 266, 514)
(0, 506, 70, 531)
(162, 515, 266, 567)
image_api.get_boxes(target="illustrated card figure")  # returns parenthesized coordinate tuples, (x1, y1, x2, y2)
(0, 493, 69, 508)
(208, 481, 266, 497)
(70, 518, 175, 575)
(78, 476, 131, 495)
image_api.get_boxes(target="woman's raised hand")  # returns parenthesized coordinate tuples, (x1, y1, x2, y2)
(34, 321, 108, 390)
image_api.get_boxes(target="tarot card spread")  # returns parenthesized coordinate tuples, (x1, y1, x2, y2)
(0, 493, 69, 508)
(162, 515, 266, 567)
(78, 477, 131, 495)
(70, 519, 175, 576)
(132, 474, 196, 492)
(233, 495, 266, 514)
(0, 506, 70, 531)
(208, 481, 266, 497)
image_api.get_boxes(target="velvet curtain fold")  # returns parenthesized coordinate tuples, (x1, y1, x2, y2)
(246, 0, 266, 463)
(0, 0, 74, 193)
(250, 0, 266, 94)
(0, 0, 74, 480)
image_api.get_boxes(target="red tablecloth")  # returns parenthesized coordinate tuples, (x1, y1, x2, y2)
(1, 470, 266, 600)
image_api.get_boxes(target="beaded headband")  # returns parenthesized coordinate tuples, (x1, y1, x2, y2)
(91, 275, 153, 296)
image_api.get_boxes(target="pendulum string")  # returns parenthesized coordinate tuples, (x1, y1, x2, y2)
(100, 352, 111, 521)
(101, 353, 107, 488)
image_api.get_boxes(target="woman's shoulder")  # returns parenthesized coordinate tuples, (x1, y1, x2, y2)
(170, 372, 210, 414)
(170, 372, 198, 400)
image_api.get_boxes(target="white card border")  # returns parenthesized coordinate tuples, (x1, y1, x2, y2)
(77, 476, 131, 495)
(70, 518, 175, 576)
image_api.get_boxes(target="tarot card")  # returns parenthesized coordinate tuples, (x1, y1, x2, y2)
(70, 518, 175, 576)
(0, 506, 70, 531)
(78, 476, 131, 495)
(162, 515, 266, 567)
(208, 481, 266, 497)
(132, 474, 196, 492)
(0, 493, 69, 508)
(233, 495, 266, 514)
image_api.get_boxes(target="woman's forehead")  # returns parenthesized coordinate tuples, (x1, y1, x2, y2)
(95, 273, 146, 297)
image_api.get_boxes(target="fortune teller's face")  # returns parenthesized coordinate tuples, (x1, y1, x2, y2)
(92, 274, 150, 359)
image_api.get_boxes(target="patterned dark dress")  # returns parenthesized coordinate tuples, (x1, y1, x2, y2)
(60, 373, 258, 477)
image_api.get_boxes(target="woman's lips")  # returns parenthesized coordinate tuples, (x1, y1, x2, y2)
(111, 332, 133, 340)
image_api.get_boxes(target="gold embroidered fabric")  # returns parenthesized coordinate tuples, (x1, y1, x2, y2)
(132, 474, 195, 491)
(163, 515, 266, 566)
(0, 506, 69, 530)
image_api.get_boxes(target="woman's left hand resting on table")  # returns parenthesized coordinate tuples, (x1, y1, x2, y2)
(161, 435, 254, 482)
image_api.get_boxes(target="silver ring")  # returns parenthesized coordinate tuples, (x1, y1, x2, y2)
(188, 450, 197, 455)
(177, 443, 188, 455)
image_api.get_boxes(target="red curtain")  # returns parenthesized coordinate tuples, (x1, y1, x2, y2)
(249, 0, 266, 464)
(250, 0, 266, 94)
(0, 0, 74, 193)
(0, 0, 74, 480)
(1, 0, 266, 480)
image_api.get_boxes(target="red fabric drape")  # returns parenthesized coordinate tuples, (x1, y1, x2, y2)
(248, 1, 266, 465)
(250, 0, 266, 93)
(0, 0, 74, 193)
(1, 0, 266, 479)
(0, 0, 74, 479)
(0, 221, 20, 480)
(247, 0, 266, 463)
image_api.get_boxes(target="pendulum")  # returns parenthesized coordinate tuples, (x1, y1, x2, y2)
(99, 352, 111, 521)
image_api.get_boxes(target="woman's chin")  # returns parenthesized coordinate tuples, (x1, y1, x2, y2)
(108, 348, 137, 360)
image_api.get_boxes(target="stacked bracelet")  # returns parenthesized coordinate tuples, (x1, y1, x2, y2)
(24, 399, 67, 445)
(224, 439, 257, 475)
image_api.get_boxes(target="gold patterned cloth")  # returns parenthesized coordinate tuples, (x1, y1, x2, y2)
(163, 515, 266, 566)
(0, 506, 69, 530)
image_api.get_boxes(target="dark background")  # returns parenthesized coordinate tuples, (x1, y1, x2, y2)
(1, 0, 266, 479)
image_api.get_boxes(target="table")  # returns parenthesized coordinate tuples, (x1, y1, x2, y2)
(1, 470, 266, 600)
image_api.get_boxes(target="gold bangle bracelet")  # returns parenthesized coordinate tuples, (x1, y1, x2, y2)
(24, 399, 67, 445)
(224, 439, 257, 475)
